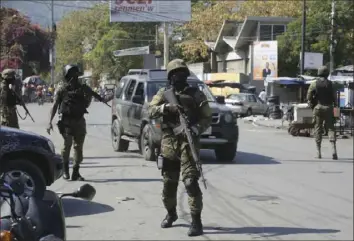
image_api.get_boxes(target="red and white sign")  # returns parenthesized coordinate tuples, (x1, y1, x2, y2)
(110, 0, 191, 22)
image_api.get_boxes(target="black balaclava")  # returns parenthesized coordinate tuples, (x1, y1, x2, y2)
(169, 70, 189, 91)
(65, 67, 80, 86)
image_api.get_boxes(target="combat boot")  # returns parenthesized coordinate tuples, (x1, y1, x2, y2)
(71, 166, 85, 181)
(316, 144, 322, 159)
(161, 208, 178, 228)
(331, 142, 338, 160)
(187, 213, 203, 237)
(63, 162, 70, 180)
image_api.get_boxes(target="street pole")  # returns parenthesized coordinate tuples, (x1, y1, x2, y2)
(155, 24, 160, 69)
(330, 0, 336, 73)
(163, 22, 169, 68)
(50, 0, 55, 85)
(300, 0, 306, 75)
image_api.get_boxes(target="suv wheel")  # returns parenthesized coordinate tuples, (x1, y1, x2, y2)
(111, 119, 129, 152)
(1, 159, 46, 198)
(141, 125, 156, 161)
(214, 142, 237, 162)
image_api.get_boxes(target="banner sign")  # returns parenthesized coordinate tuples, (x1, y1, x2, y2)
(110, 0, 191, 22)
(253, 41, 278, 81)
(113, 46, 150, 57)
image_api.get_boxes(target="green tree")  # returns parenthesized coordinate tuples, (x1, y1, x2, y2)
(277, 0, 354, 76)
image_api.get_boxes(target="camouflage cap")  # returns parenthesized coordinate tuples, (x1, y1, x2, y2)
(1, 69, 16, 80)
(317, 65, 329, 77)
(166, 59, 190, 79)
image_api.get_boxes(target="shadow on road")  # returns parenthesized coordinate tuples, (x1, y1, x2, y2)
(201, 151, 280, 165)
(66, 225, 82, 228)
(85, 178, 162, 183)
(83, 154, 141, 160)
(63, 198, 114, 218)
(175, 224, 340, 236)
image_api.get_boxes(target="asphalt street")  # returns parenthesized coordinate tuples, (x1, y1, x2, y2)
(19, 102, 353, 240)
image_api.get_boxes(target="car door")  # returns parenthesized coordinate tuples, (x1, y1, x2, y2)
(256, 96, 267, 114)
(121, 79, 137, 134)
(129, 82, 145, 135)
(113, 78, 129, 122)
(248, 94, 259, 113)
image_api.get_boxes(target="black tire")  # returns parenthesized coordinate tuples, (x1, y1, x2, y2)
(111, 119, 129, 152)
(1, 159, 46, 199)
(214, 142, 237, 162)
(141, 125, 156, 161)
(246, 108, 252, 117)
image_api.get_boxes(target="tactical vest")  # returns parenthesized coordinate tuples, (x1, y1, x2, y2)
(315, 77, 335, 106)
(162, 87, 200, 129)
(59, 85, 88, 119)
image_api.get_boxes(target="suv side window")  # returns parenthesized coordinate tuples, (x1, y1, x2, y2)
(134, 82, 145, 98)
(115, 78, 128, 99)
(124, 79, 136, 101)
(248, 95, 257, 102)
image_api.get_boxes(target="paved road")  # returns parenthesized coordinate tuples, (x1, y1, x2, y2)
(19, 102, 353, 240)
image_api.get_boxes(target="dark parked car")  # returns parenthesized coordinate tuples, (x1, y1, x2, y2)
(111, 69, 239, 162)
(0, 126, 63, 198)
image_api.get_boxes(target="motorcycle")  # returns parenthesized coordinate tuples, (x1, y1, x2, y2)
(0, 178, 96, 241)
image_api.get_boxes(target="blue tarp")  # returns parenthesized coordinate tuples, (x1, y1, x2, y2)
(277, 79, 304, 85)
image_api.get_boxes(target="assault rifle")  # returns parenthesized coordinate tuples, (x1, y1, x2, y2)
(163, 87, 207, 189)
(12, 87, 35, 123)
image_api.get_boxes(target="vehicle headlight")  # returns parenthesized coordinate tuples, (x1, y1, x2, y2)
(47, 140, 55, 153)
(224, 113, 233, 123)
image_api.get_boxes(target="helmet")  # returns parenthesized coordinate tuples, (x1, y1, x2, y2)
(63, 64, 79, 78)
(1, 69, 16, 80)
(317, 65, 329, 77)
(166, 59, 190, 80)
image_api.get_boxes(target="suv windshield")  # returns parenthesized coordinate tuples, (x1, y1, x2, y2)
(227, 94, 247, 102)
(147, 81, 215, 102)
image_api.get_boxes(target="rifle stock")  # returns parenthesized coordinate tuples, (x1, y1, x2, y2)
(163, 88, 207, 189)
(13, 90, 35, 122)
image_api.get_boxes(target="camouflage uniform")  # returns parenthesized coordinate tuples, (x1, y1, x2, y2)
(149, 59, 212, 237)
(0, 69, 19, 129)
(50, 65, 102, 181)
(307, 66, 338, 159)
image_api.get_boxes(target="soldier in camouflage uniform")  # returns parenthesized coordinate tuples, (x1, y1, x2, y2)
(149, 59, 212, 237)
(47, 64, 105, 181)
(307, 65, 338, 160)
(0, 69, 20, 129)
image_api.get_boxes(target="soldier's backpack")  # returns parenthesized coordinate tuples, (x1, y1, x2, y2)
(60, 85, 88, 119)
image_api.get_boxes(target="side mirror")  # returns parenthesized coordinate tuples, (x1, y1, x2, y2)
(132, 95, 143, 104)
(73, 184, 96, 201)
(215, 95, 225, 104)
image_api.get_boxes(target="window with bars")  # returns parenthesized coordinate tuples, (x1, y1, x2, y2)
(259, 24, 286, 41)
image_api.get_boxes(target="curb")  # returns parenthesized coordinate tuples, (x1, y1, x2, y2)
(252, 119, 287, 130)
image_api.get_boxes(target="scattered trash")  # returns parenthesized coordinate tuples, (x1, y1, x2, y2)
(116, 196, 135, 203)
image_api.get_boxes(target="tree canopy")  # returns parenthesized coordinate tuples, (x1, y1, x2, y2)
(55, 4, 155, 84)
(0, 7, 51, 77)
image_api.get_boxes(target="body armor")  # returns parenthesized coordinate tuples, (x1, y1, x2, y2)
(315, 77, 335, 106)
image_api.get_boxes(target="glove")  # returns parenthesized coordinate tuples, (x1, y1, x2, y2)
(164, 103, 180, 114)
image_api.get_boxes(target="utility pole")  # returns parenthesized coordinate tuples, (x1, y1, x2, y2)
(300, 0, 306, 75)
(155, 24, 160, 69)
(163, 22, 169, 68)
(330, 0, 336, 73)
(50, 0, 55, 85)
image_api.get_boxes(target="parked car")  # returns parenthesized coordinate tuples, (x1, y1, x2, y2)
(225, 93, 269, 117)
(111, 69, 239, 162)
(0, 126, 63, 198)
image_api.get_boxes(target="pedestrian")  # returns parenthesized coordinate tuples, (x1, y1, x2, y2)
(259, 88, 266, 102)
(307, 65, 338, 159)
(148, 59, 212, 237)
(0, 69, 20, 129)
(46, 64, 107, 181)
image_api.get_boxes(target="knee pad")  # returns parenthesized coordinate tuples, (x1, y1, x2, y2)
(162, 157, 181, 172)
(183, 177, 201, 197)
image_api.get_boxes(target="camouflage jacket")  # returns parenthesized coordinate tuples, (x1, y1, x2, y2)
(148, 87, 212, 135)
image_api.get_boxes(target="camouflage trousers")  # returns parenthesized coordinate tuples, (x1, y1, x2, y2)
(160, 132, 203, 215)
(313, 105, 336, 145)
(60, 117, 87, 168)
(0, 106, 19, 129)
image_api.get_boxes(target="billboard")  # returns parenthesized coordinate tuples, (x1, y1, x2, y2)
(110, 0, 191, 22)
(113, 46, 150, 57)
(300, 52, 323, 70)
(253, 41, 278, 81)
